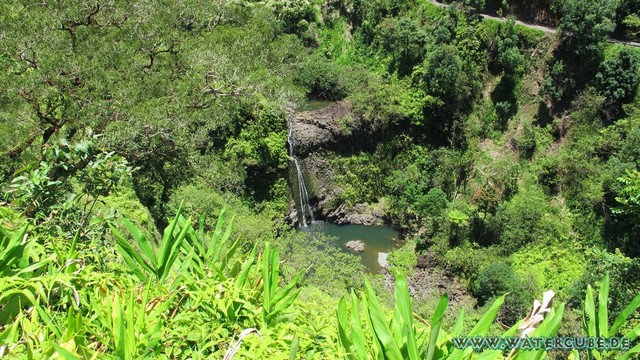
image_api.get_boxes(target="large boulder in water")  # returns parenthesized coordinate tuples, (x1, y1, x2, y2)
(346, 240, 365, 252)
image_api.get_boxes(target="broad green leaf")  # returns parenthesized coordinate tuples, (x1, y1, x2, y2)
(350, 292, 368, 360)
(469, 294, 505, 336)
(617, 341, 640, 360)
(270, 246, 281, 300)
(584, 286, 596, 337)
(427, 294, 448, 360)
(0, 320, 20, 345)
(236, 246, 256, 288)
(157, 205, 183, 271)
(364, 278, 403, 360)
(51, 343, 81, 360)
(208, 208, 227, 260)
(125, 292, 136, 360)
(212, 214, 235, 264)
(122, 217, 156, 266)
(272, 271, 302, 305)
(221, 234, 240, 270)
(112, 295, 127, 360)
(528, 304, 565, 360)
(337, 297, 355, 357)
(502, 320, 522, 337)
(262, 242, 272, 313)
(532, 305, 564, 336)
(361, 291, 382, 359)
(478, 350, 502, 360)
(394, 277, 413, 327)
(610, 292, 640, 336)
(624, 322, 640, 341)
(35, 303, 63, 339)
(268, 289, 301, 324)
(158, 216, 191, 282)
(597, 274, 609, 337)
(289, 334, 299, 360)
(453, 309, 464, 337)
(110, 224, 152, 280)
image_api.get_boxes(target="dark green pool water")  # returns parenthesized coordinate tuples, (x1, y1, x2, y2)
(300, 99, 334, 112)
(298, 221, 402, 273)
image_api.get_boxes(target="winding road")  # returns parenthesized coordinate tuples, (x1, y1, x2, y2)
(427, 0, 640, 48)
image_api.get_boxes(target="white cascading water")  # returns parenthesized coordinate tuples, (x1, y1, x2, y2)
(287, 114, 314, 227)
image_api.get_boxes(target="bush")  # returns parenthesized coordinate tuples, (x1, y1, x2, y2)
(295, 55, 350, 100)
(388, 240, 418, 278)
(515, 123, 537, 159)
(489, 187, 553, 252)
(276, 229, 367, 297)
(596, 48, 640, 115)
(491, 18, 525, 76)
(439, 237, 499, 281)
(568, 248, 640, 319)
(511, 241, 586, 299)
(268, 0, 315, 35)
(423, 187, 449, 218)
(473, 261, 520, 305)
(558, 0, 617, 59)
(473, 261, 538, 325)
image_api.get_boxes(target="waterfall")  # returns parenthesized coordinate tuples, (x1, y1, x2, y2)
(287, 113, 314, 227)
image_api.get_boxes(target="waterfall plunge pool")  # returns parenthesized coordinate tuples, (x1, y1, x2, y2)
(299, 99, 334, 112)
(291, 99, 402, 272)
(297, 221, 403, 273)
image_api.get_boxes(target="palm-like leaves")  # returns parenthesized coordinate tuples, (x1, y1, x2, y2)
(1, 224, 48, 277)
(261, 242, 302, 326)
(177, 209, 241, 281)
(337, 276, 429, 360)
(109, 206, 192, 283)
(580, 273, 640, 360)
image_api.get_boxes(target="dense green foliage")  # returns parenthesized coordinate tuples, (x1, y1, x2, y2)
(2, 0, 640, 358)
(1, 209, 639, 358)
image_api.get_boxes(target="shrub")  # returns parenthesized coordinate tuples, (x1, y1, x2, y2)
(473, 261, 538, 325)
(515, 123, 537, 159)
(489, 187, 550, 252)
(268, 0, 315, 35)
(423, 188, 449, 218)
(473, 261, 519, 305)
(388, 241, 418, 278)
(295, 55, 350, 100)
(596, 48, 640, 115)
(491, 18, 525, 76)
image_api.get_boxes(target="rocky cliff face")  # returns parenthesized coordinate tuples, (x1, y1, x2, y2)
(287, 100, 386, 226)
(290, 101, 356, 156)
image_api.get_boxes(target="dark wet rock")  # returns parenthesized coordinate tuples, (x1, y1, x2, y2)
(290, 101, 357, 156)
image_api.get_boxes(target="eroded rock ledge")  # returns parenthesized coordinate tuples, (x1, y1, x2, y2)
(290, 101, 357, 157)
(326, 202, 385, 226)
